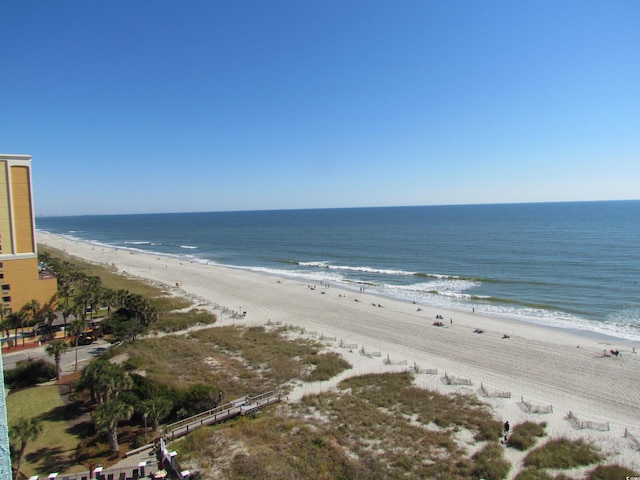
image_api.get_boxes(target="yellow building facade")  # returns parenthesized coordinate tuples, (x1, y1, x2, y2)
(0, 154, 57, 313)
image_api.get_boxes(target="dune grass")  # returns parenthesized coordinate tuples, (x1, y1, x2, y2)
(508, 421, 547, 451)
(175, 371, 508, 479)
(524, 437, 602, 470)
(121, 325, 352, 395)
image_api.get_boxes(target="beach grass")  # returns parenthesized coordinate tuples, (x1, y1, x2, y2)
(471, 442, 511, 480)
(508, 421, 547, 451)
(150, 308, 217, 333)
(120, 325, 352, 394)
(524, 437, 602, 469)
(174, 371, 509, 479)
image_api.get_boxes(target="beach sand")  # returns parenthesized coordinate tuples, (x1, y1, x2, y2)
(37, 231, 640, 473)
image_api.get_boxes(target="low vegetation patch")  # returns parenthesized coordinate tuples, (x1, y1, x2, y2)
(508, 421, 546, 451)
(120, 325, 352, 393)
(524, 437, 602, 470)
(586, 464, 640, 479)
(151, 308, 217, 333)
(471, 442, 511, 480)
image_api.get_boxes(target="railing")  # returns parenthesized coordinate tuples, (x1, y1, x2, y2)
(163, 391, 282, 440)
(162, 395, 249, 435)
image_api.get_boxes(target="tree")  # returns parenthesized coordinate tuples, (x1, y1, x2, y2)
(0, 305, 11, 342)
(74, 291, 92, 321)
(23, 299, 41, 323)
(102, 288, 117, 316)
(42, 308, 57, 341)
(59, 281, 74, 310)
(95, 399, 133, 454)
(10, 417, 43, 477)
(142, 396, 173, 432)
(122, 293, 158, 326)
(8, 311, 27, 348)
(0, 304, 9, 329)
(80, 359, 131, 404)
(85, 276, 103, 319)
(45, 339, 69, 380)
(67, 318, 86, 371)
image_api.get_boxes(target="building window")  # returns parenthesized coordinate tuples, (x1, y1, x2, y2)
(2, 296, 10, 303)
(1, 285, 9, 291)
(0, 262, 3, 268)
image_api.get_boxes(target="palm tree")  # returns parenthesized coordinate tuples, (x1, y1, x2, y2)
(81, 360, 131, 404)
(22, 300, 41, 343)
(23, 299, 41, 322)
(142, 396, 173, 432)
(85, 276, 102, 319)
(95, 399, 133, 454)
(60, 306, 74, 329)
(0, 305, 11, 343)
(74, 291, 92, 321)
(99, 364, 132, 404)
(102, 288, 117, 316)
(42, 308, 57, 341)
(10, 417, 43, 477)
(123, 293, 158, 326)
(8, 311, 27, 348)
(45, 339, 69, 380)
(80, 359, 109, 403)
(67, 318, 86, 371)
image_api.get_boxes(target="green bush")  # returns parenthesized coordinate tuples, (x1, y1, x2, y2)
(508, 421, 546, 451)
(524, 438, 602, 469)
(4, 359, 56, 389)
(471, 442, 510, 480)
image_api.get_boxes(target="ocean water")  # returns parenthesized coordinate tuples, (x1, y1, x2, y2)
(36, 201, 640, 342)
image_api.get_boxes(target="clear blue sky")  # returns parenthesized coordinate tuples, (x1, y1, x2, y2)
(2, 1, 639, 215)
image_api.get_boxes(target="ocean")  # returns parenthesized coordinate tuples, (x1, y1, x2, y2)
(35, 201, 640, 342)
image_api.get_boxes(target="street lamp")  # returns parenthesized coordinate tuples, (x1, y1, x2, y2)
(143, 413, 148, 441)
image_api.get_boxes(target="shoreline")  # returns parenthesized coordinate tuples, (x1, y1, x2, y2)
(39, 231, 638, 346)
(36, 231, 640, 472)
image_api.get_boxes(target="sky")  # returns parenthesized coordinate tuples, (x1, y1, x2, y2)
(1, 1, 639, 216)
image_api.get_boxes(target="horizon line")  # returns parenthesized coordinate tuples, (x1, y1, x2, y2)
(34, 198, 640, 218)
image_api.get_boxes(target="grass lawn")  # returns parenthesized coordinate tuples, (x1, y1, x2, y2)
(7, 385, 87, 477)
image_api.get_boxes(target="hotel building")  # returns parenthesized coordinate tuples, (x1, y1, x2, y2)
(0, 153, 59, 478)
(0, 154, 58, 314)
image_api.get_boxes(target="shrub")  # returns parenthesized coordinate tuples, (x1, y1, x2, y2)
(524, 438, 602, 469)
(508, 421, 546, 451)
(471, 442, 510, 480)
(4, 359, 56, 389)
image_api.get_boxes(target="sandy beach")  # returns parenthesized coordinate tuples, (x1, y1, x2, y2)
(37, 231, 640, 473)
